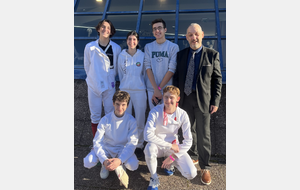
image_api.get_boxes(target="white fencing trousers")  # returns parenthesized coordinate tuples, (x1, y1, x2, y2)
(88, 87, 115, 124)
(124, 90, 147, 149)
(144, 143, 197, 180)
(147, 90, 164, 111)
(83, 148, 139, 171)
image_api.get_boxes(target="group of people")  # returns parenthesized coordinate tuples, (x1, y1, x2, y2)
(82, 18, 222, 190)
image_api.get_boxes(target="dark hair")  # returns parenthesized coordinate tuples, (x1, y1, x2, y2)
(151, 18, 166, 28)
(126, 31, 140, 49)
(95, 19, 116, 38)
(113, 90, 130, 105)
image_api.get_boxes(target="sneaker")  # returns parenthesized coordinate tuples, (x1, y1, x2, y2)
(115, 165, 129, 188)
(201, 169, 211, 185)
(100, 165, 109, 179)
(164, 165, 175, 176)
(192, 159, 198, 165)
(147, 177, 160, 190)
(135, 148, 144, 160)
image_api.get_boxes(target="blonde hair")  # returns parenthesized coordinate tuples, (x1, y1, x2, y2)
(163, 85, 180, 97)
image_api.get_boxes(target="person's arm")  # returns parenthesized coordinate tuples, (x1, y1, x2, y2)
(173, 112, 193, 158)
(158, 71, 174, 89)
(144, 44, 163, 103)
(117, 54, 124, 82)
(117, 119, 138, 164)
(146, 69, 162, 103)
(161, 153, 178, 169)
(142, 54, 146, 84)
(210, 52, 222, 114)
(104, 158, 121, 171)
(173, 52, 180, 88)
(159, 44, 179, 88)
(93, 118, 109, 164)
(83, 44, 91, 74)
(114, 45, 121, 78)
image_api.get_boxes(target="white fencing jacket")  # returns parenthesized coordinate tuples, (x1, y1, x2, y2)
(93, 111, 138, 164)
(118, 49, 146, 91)
(144, 104, 192, 158)
(84, 39, 121, 96)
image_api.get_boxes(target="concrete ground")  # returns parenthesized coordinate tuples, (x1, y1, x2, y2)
(74, 146, 226, 190)
(74, 81, 226, 189)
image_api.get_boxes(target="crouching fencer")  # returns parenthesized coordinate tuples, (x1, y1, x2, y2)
(83, 91, 139, 188)
(144, 85, 197, 190)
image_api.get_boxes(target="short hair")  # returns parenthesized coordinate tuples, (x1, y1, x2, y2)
(95, 19, 116, 38)
(163, 85, 180, 97)
(112, 90, 130, 105)
(186, 23, 202, 33)
(151, 18, 166, 28)
(126, 30, 140, 49)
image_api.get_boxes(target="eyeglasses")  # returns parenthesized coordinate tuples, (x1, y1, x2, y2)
(153, 26, 164, 31)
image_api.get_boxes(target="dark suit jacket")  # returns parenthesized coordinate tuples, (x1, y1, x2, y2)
(173, 46, 222, 113)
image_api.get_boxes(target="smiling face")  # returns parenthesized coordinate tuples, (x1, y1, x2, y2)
(152, 22, 167, 40)
(186, 24, 204, 50)
(98, 21, 111, 39)
(113, 100, 128, 117)
(127, 35, 138, 50)
(163, 92, 180, 113)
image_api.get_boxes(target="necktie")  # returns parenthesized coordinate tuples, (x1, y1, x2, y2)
(184, 51, 196, 96)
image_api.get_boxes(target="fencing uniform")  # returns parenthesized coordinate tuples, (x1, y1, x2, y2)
(118, 49, 147, 149)
(144, 40, 179, 110)
(83, 111, 139, 171)
(143, 104, 197, 180)
(84, 39, 121, 124)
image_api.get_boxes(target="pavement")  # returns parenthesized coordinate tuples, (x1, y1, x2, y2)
(74, 81, 226, 189)
(74, 146, 226, 190)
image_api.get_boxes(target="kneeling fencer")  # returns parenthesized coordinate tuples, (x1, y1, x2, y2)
(83, 91, 139, 188)
(144, 85, 197, 190)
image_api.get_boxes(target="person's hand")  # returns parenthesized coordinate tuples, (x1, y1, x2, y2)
(161, 156, 174, 169)
(170, 143, 179, 153)
(105, 158, 122, 171)
(152, 89, 162, 104)
(103, 159, 112, 169)
(210, 105, 218, 114)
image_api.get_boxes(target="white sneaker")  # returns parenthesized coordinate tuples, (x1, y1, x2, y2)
(100, 165, 109, 179)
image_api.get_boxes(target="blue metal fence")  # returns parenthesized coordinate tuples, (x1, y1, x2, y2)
(74, 0, 226, 83)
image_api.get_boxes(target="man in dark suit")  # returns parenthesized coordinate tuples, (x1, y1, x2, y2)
(173, 23, 222, 185)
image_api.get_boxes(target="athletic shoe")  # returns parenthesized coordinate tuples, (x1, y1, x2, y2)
(164, 165, 175, 176)
(201, 169, 211, 185)
(147, 177, 160, 190)
(100, 165, 109, 179)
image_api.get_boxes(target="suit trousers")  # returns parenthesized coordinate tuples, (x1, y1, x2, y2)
(181, 91, 211, 170)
